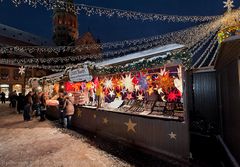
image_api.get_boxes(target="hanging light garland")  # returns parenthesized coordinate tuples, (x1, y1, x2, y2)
(0, 20, 220, 66)
(192, 36, 218, 68)
(0, 0, 221, 23)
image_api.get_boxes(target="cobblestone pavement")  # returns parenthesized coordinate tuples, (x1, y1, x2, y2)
(0, 103, 182, 167)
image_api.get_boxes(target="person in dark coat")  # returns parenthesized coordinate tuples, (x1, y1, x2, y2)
(23, 91, 33, 121)
(1, 92, 6, 104)
(57, 92, 65, 126)
(17, 93, 24, 114)
(39, 93, 47, 121)
(11, 90, 18, 108)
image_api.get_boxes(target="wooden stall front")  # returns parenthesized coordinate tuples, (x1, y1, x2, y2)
(72, 106, 189, 161)
(215, 36, 240, 165)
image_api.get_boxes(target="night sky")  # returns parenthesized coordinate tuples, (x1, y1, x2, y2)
(0, 0, 239, 43)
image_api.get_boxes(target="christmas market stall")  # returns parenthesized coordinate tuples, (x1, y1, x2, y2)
(56, 44, 191, 161)
(37, 43, 190, 161)
(28, 72, 65, 118)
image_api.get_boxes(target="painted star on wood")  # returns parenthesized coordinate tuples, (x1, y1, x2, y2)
(77, 110, 82, 118)
(124, 119, 137, 133)
(18, 66, 25, 75)
(223, 0, 234, 12)
(168, 132, 177, 140)
(103, 117, 108, 124)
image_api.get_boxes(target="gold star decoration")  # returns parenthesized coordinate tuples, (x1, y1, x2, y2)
(86, 82, 93, 90)
(223, 0, 234, 12)
(18, 66, 25, 75)
(103, 117, 108, 124)
(76, 109, 82, 118)
(124, 119, 137, 133)
(116, 92, 122, 98)
(147, 87, 154, 95)
(168, 132, 177, 140)
(93, 114, 97, 119)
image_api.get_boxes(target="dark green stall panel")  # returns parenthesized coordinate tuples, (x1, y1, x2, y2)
(192, 71, 219, 131)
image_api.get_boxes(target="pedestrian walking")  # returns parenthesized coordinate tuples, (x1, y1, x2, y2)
(1, 92, 6, 103)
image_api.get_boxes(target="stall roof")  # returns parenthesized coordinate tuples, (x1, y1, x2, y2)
(43, 72, 64, 79)
(215, 35, 240, 69)
(96, 43, 184, 67)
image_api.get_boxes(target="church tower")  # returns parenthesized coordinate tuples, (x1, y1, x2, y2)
(52, 0, 78, 46)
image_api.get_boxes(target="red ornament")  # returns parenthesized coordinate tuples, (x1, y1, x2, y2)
(65, 82, 73, 92)
(167, 91, 178, 102)
(132, 76, 139, 85)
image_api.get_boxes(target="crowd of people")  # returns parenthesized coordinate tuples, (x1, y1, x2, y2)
(2, 90, 75, 129)
(7, 90, 47, 122)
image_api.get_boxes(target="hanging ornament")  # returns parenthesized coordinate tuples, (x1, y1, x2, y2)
(137, 93, 144, 101)
(135, 85, 141, 92)
(122, 74, 134, 92)
(132, 76, 139, 85)
(65, 82, 74, 92)
(86, 82, 93, 90)
(109, 90, 115, 97)
(156, 72, 174, 91)
(147, 87, 154, 95)
(81, 82, 86, 90)
(121, 88, 127, 95)
(138, 73, 148, 90)
(160, 67, 166, 76)
(104, 78, 113, 89)
(167, 91, 178, 102)
(72, 82, 81, 91)
(157, 88, 164, 95)
(223, 0, 234, 12)
(94, 77, 99, 88)
(126, 93, 133, 100)
(18, 66, 25, 75)
(116, 92, 122, 98)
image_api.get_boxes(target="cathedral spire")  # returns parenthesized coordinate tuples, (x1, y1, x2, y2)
(52, 0, 78, 46)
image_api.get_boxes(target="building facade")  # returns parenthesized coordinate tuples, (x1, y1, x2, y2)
(0, 23, 53, 97)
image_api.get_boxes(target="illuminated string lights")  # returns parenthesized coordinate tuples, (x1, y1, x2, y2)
(0, 0, 220, 22)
